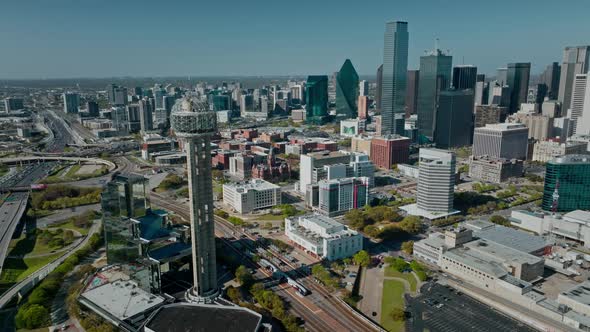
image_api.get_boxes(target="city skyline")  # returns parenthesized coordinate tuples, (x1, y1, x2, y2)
(1, 0, 590, 79)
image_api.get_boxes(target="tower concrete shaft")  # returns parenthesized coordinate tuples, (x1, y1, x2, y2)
(170, 96, 219, 302)
(185, 136, 218, 300)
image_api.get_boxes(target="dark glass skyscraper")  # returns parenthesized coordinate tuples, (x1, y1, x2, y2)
(306, 75, 329, 124)
(417, 49, 452, 140)
(102, 173, 149, 265)
(541, 62, 561, 99)
(405, 70, 419, 117)
(452, 65, 477, 90)
(376, 64, 383, 111)
(434, 89, 474, 148)
(381, 21, 409, 135)
(542, 155, 590, 212)
(335, 59, 359, 119)
(506, 62, 531, 114)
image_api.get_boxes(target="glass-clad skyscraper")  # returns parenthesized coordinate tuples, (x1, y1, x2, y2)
(381, 21, 409, 135)
(335, 59, 359, 119)
(434, 89, 474, 149)
(417, 48, 452, 140)
(542, 155, 590, 212)
(102, 173, 193, 294)
(102, 173, 149, 265)
(306, 75, 329, 124)
(506, 62, 531, 114)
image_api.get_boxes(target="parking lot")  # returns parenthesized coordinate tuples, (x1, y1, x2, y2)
(406, 283, 538, 332)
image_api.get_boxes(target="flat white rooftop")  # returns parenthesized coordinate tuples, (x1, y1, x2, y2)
(80, 279, 165, 321)
(400, 203, 460, 220)
(223, 179, 280, 192)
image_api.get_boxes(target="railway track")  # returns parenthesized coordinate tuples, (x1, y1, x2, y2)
(149, 192, 380, 332)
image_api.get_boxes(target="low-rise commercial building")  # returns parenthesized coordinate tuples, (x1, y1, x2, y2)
(532, 140, 588, 163)
(223, 179, 281, 214)
(351, 135, 372, 156)
(141, 139, 178, 160)
(340, 118, 366, 137)
(285, 214, 363, 260)
(510, 210, 590, 248)
(79, 268, 166, 332)
(468, 155, 524, 183)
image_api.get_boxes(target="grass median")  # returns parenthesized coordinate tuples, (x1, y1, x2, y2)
(380, 279, 406, 332)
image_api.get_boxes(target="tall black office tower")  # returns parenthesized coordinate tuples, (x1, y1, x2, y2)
(452, 65, 477, 90)
(380, 21, 409, 135)
(506, 62, 531, 114)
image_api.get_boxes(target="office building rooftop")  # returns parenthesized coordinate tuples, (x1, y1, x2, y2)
(144, 303, 263, 332)
(223, 179, 280, 193)
(479, 123, 528, 131)
(465, 220, 547, 254)
(80, 279, 165, 322)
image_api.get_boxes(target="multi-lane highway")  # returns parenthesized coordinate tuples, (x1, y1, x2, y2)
(149, 192, 381, 332)
(0, 192, 30, 277)
(43, 111, 75, 153)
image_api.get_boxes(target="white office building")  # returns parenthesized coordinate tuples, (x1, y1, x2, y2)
(401, 148, 459, 219)
(299, 151, 352, 193)
(285, 214, 363, 260)
(577, 73, 590, 135)
(472, 123, 529, 160)
(570, 74, 588, 136)
(222, 179, 281, 214)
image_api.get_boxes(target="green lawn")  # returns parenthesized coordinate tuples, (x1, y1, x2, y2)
(255, 214, 286, 221)
(65, 164, 82, 178)
(385, 267, 418, 292)
(381, 279, 406, 332)
(51, 219, 90, 236)
(0, 252, 63, 285)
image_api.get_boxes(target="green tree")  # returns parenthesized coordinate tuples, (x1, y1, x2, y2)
(390, 308, 406, 321)
(389, 257, 410, 272)
(489, 215, 510, 226)
(63, 229, 75, 244)
(399, 216, 422, 234)
(344, 209, 367, 229)
(226, 286, 242, 303)
(15, 304, 49, 329)
(353, 250, 370, 267)
(363, 224, 381, 238)
(235, 265, 253, 286)
(401, 241, 414, 255)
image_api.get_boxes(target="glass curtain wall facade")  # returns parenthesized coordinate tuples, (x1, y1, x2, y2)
(103, 174, 149, 264)
(506, 62, 531, 114)
(335, 59, 360, 119)
(417, 51, 452, 140)
(306, 75, 329, 124)
(542, 155, 590, 212)
(381, 21, 409, 135)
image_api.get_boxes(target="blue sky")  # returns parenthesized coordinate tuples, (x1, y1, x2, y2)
(1, 0, 589, 79)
